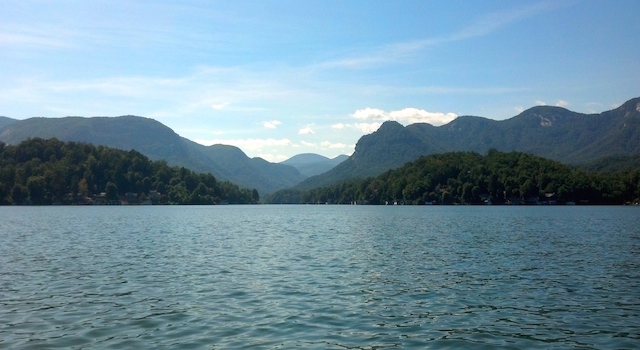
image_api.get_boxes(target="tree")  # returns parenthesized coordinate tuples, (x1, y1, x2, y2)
(78, 178, 89, 196)
(26, 176, 47, 204)
(11, 184, 27, 204)
(0, 138, 256, 206)
(142, 176, 152, 194)
(105, 182, 118, 201)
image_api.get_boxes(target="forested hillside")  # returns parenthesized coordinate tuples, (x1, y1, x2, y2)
(0, 138, 259, 205)
(0, 116, 305, 194)
(297, 97, 640, 190)
(267, 151, 640, 205)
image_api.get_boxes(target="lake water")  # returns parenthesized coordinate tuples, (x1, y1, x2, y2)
(1, 205, 639, 349)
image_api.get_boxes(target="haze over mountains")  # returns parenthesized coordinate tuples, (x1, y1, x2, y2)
(280, 154, 349, 178)
(1, 97, 639, 194)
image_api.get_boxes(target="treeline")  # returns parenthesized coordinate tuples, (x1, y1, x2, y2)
(267, 150, 640, 205)
(0, 138, 259, 205)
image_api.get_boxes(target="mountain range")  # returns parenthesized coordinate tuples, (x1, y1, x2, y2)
(296, 97, 640, 190)
(0, 116, 306, 194)
(1, 96, 639, 194)
(280, 153, 349, 177)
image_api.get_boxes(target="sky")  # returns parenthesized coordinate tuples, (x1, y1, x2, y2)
(1, 0, 639, 162)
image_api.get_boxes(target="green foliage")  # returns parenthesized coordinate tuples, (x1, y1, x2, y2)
(0, 115, 305, 194)
(297, 97, 640, 190)
(581, 154, 640, 173)
(0, 138, 259, 205)
(266, 151, 640, 205)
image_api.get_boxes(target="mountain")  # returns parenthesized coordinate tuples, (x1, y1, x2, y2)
(297, 97, 640, 190)
(268, 150, 640, 205)
(282, 153, 333, 165)
(0, 115, 305, 194)
(191, 143, 305, 192)
(281, 153, 349, 177)
(0, 116, 17, 130)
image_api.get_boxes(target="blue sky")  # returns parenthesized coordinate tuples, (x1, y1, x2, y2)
(1, 0, 638, 162)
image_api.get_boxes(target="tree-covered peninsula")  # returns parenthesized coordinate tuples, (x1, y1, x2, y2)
(267, 151, 640, 205)
(0, 138, 259, 205)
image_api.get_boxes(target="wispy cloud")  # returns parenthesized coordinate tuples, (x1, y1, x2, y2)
(0, 32, 71, 48)
(300, 141, 316, 147)
(320, 141, 350, 149)
(0, 67, 285, 120)
(212, 102, 230, 110)
(263, 120, 281, 129)
(319, 2, 564, 70)
(443, 2, 563, 42)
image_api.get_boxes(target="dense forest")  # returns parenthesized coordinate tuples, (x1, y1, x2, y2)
(0, 138, 259, 205)
(267, 150, 640, 205)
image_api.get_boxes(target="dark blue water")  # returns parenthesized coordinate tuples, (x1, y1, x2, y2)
(1, 206, 639, 349)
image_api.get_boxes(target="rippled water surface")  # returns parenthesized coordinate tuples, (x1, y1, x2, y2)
(1, 205, 639, 349)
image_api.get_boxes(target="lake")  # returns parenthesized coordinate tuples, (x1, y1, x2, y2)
(1, 205, 639, 349)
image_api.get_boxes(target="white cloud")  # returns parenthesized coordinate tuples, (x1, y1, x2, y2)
(298, 126, 315, 135)
(194, 138, 292, 152)
(352, 107, 386, 120)
(351, 107, 457, 126)
(263, 120, 281, 129)
(211, 102, 229, 110)
(555, 100, 569, 108)
(515, 106, 524, 114)
(331, 123, 345, 130)
(258, 153, 289, 163)
(535, 100, 546, 106)
(354, 122, 383, 133)
(389, 108, 457, 125)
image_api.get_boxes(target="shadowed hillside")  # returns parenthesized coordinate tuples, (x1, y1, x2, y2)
(0, 116, 305, 194)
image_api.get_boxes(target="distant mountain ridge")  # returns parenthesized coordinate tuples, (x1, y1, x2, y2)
(281, 153, 349, 177)
(0, 116, 17, 130)
(296, 97, 640, 190)
(0, 115, 305, 194)
(2, 97, 639, 194)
